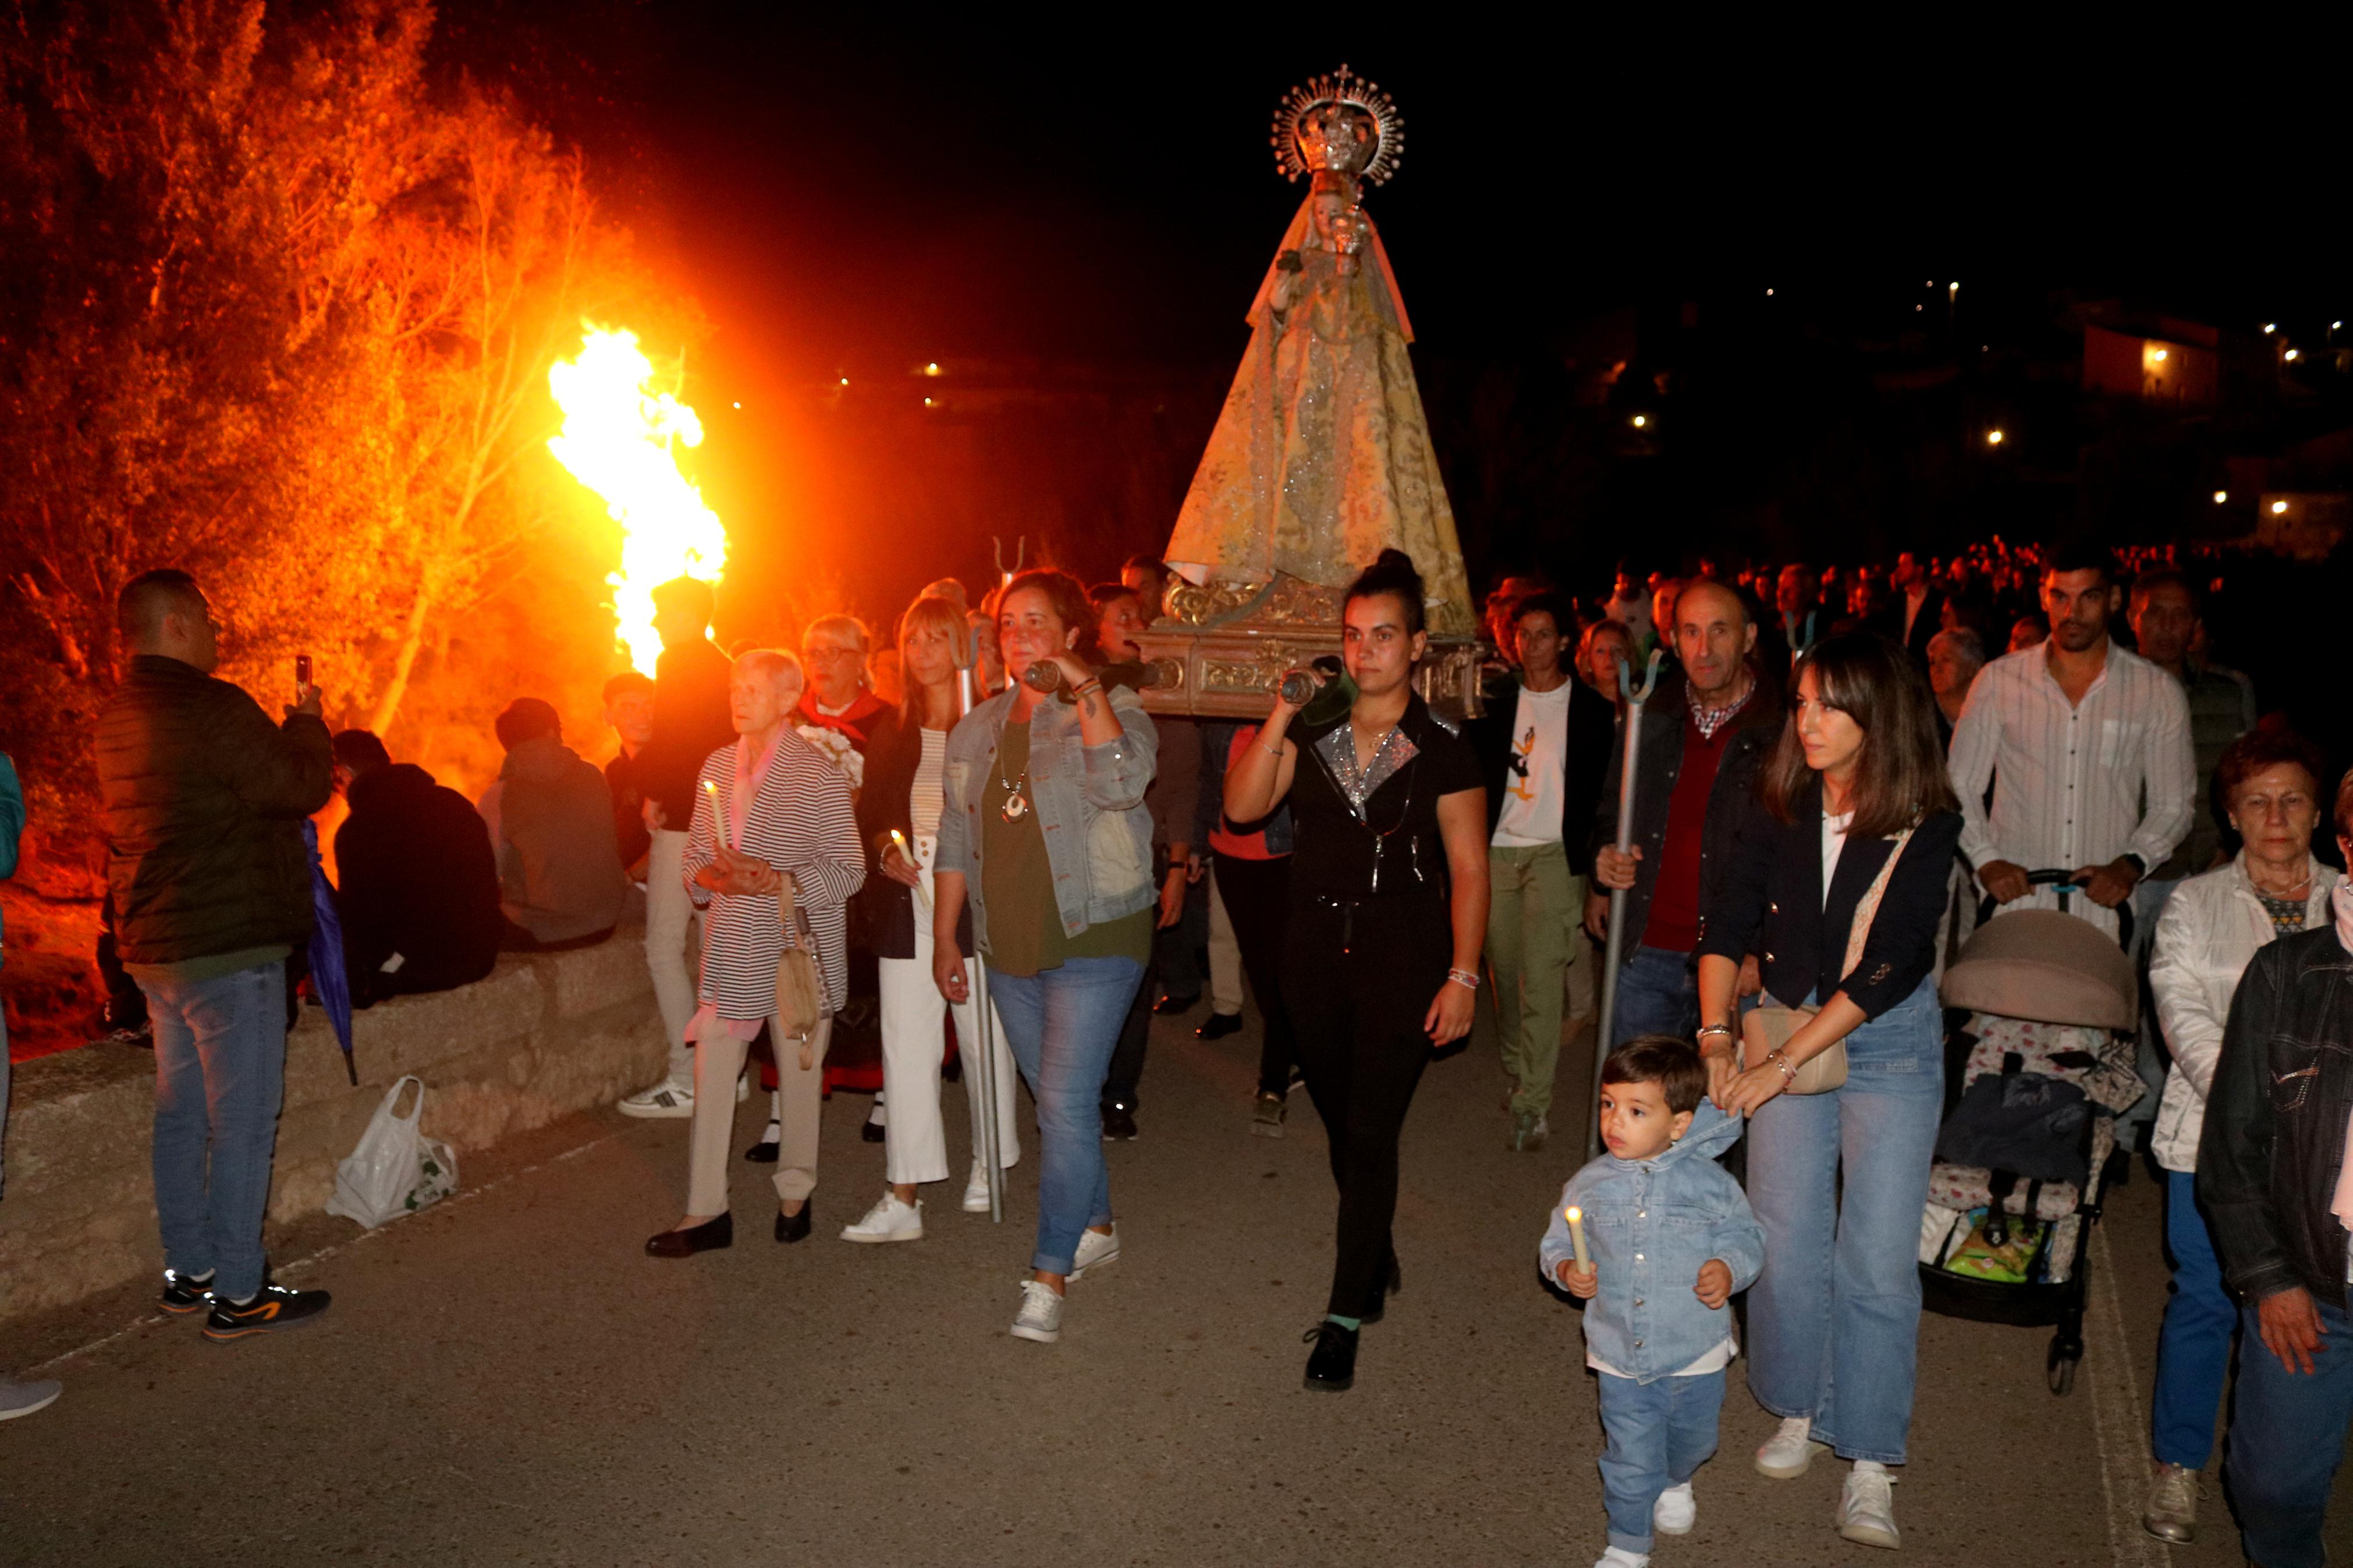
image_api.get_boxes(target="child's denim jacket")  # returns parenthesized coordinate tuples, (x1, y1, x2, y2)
(1539, 1104, 1765, 1384)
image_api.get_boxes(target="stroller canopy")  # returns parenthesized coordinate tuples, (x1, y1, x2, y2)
(1939, 908, 2136, 1033)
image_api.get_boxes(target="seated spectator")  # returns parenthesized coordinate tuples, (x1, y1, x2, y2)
(481, 698, 626, 952)
(332, 730, 501, 1006)
(601, 671, 655, 881)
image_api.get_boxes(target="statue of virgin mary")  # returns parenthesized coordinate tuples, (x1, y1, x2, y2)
(1163, 67, 1472, 637)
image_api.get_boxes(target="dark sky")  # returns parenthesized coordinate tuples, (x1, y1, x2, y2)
(442, 9, 2353, 394)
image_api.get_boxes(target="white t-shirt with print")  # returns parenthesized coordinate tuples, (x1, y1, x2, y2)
(1492, 682, 1573, 849)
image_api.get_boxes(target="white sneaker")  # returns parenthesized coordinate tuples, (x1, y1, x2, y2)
(1836, 1461, 1900, 1549)
(617, 1079, 695, 1119)
(963, 1162, 993, 1214)
(1756, 1415, 1828, 1479)
(736, 1073, 750, 1103)
(1652, 1481, 1695, 1534)
(1010, 1280, 1063, 1343)
(1592, 1548, 1649, 1568)
(1067, 1225, 1120, 1281)
(839, 1192, 924, 1244)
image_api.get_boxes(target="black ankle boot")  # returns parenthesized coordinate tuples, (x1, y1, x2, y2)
(1302, 1320, 1358, 1392)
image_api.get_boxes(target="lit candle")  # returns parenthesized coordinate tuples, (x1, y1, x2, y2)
(702, 778, 729, 854)
(1566, 1206, 1590, 1271)
(891, 829, 933, 913)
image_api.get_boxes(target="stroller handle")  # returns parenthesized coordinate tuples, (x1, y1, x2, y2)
(1977, 867, 2135, 950)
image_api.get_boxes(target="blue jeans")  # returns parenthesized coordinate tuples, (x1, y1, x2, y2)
(986, 957, 1144, 1276)
(2151, 1169, 2235, 1470)
(1596, 1367, 1726, 1553)
(1610, 944, 1697, 1047)
(1744, 978, 1943, 1464)
(143, 960, 289, 1302)
(2228, 1296, 2353, 1568)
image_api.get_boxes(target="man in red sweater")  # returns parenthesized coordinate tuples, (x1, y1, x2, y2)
(1588, 579, 1781, 1046)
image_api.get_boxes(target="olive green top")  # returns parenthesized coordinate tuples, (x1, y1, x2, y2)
(979, 716, 1152, 978)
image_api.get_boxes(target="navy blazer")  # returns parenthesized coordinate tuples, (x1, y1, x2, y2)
(1698, 779, 1961, 1021)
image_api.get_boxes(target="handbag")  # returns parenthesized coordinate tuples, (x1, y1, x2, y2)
(1740, 826, 1914, 1095)
(324, 1076, 457, 1229)
(774, 871, 825, 1067)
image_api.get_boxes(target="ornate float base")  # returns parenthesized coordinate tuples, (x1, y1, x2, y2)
(1132, 572, 1484, 723)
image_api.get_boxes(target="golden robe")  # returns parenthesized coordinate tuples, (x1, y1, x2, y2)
(1165, 197, 1472, 636)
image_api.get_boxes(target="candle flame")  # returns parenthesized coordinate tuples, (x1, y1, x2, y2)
(547, 326, 727, 674)
(1565, 1206, 1582, 1222)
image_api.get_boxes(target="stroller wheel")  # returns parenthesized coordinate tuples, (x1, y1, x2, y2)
(2046, 1338, 2080, 1396)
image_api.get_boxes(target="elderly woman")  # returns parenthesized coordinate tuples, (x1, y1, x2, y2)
(2139, 726, 2341, 1547)
(1923, 626, 1983, 748)
(2198, 760, 2353, 1568)
(1698, 632, 1962, 1552)
(645, 649, 865, 1257)
(934, 568, 1158, 1345)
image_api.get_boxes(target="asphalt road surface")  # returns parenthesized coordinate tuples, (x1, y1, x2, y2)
(6, 1005, 2347, 1565)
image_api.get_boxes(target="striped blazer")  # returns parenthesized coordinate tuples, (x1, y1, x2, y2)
(683, 733, 866, 1018)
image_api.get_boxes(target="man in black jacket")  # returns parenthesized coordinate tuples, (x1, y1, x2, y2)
(96, 569, 334, 1340)
(331, 730, 501, 1007)
(1587, 579, 1780, 1048)
(619, 577, 737, 1119)
(2196, 776, 2353, 1568)
(1467, 591, 1615, 1152)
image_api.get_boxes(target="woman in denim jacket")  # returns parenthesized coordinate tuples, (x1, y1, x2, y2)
(1543, 1043, 1762, 1568)
(934, 569, 1158, 1346)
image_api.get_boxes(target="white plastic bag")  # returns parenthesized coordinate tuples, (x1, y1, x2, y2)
(325, 1076, 457, 1228)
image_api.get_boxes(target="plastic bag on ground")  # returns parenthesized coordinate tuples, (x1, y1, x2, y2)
(325, 1076, 457, 1228)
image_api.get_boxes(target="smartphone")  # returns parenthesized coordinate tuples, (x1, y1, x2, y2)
(295, 654, 312, 694)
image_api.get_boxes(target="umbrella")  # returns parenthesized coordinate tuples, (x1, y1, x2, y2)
(303, 819, 357, 1085)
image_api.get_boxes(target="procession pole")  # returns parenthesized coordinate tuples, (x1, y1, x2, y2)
(956, 657, 1006, 1224)
(1589, 649, 1662, 1160)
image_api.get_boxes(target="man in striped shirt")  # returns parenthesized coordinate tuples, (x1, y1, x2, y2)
(1949, 543, 2194, 941)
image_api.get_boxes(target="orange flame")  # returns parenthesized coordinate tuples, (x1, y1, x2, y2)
(547, 326, 726, 673)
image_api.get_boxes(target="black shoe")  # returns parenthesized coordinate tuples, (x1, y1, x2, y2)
(1101, 1104, 1139, 1141)
(860, 1102, 886, 1143)
(1302, 1320, 1358, 1392)
(1152, 991, 1201, 1016)
(1195, 1011, 1244, 1040)
(645, 1212, 733, 1258)
(744, 1120, 781, 1162)
(202, 1280, 332, 1341)
(1360, 1256, 1404, 1324)
(775, 1201, 812, 1244)
(159, 1268, 216, 1315)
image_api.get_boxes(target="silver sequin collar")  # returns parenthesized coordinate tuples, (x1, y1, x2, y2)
(1314, 722, 1419, 819)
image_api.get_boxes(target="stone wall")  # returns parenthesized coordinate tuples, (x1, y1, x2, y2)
(0, 933, 663, 1326)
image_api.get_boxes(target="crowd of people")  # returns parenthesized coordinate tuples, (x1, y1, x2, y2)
(1, 535, 2347, 1568)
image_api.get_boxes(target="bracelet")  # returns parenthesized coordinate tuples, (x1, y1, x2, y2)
(1446, 967, 1481, 991)
(1696, 1023, 1734, 1042)
(1260, 732, 1285, 759)
(1766, 1049, 1797, 1084)
(1071, 678, 1102, 700)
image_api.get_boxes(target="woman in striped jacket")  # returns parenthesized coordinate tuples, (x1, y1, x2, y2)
(645, 649, 867, 1257)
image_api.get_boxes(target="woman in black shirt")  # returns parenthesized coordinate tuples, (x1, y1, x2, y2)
(1225, 550, 1489, 1393)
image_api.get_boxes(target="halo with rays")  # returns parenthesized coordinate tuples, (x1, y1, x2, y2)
(1269, 64, 1404, 186)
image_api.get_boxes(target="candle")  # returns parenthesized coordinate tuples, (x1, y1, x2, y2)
(1565, 1206, 1590, 1271)
(891, 829, 933, 913)
(702, 778, 729, 854)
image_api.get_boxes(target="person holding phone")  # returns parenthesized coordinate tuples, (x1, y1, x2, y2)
(1224, 549, 1489, 1393)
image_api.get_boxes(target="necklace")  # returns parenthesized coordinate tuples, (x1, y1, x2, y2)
(998, 759, 1031, 822)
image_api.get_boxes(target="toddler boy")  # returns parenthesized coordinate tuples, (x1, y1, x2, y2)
(1541, 1036, 1764, 1567)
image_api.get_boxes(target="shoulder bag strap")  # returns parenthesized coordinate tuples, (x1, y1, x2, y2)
(1841, 827, 1915, 976)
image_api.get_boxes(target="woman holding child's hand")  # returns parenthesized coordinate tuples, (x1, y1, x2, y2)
(1692, 634, 1961, 1553)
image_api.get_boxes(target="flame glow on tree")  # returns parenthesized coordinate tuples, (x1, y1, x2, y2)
(546, 326, 726, 673)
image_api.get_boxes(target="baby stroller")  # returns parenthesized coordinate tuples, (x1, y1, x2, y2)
(1918, 872, 2145, 1395)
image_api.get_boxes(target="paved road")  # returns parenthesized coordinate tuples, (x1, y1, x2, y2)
(6, 1007, 2345, 1565)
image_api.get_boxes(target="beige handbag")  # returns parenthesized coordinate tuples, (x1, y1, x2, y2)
(773, 873, 825, 1066)
(1740, 827, 1913, 1095)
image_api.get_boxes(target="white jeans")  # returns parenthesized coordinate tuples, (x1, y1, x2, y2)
(644, 829, 700, 1087)
(876, 840, 1022, 1187)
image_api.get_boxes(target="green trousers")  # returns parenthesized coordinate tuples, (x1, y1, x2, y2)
(1485, 841, 1592, 1119)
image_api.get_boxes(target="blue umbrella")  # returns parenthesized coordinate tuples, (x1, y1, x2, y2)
(303, 819, 357, 1085)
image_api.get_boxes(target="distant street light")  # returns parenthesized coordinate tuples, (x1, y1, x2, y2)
(2213, 490, 2228, 504)
(2263, 322, 2278, 335)
(924, 362, 942, 376)
(1631, 414, 1648, 428)
(2273, 499, 2291, 514)
(1986, 429, 2005, 446)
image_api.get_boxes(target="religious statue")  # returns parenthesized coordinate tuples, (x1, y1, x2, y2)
(1161, 66, 1474, 640)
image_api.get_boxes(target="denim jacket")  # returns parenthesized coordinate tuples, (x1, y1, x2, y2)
(936, 683, 1159, 951)
(1539, 1104, 1765, 1383)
